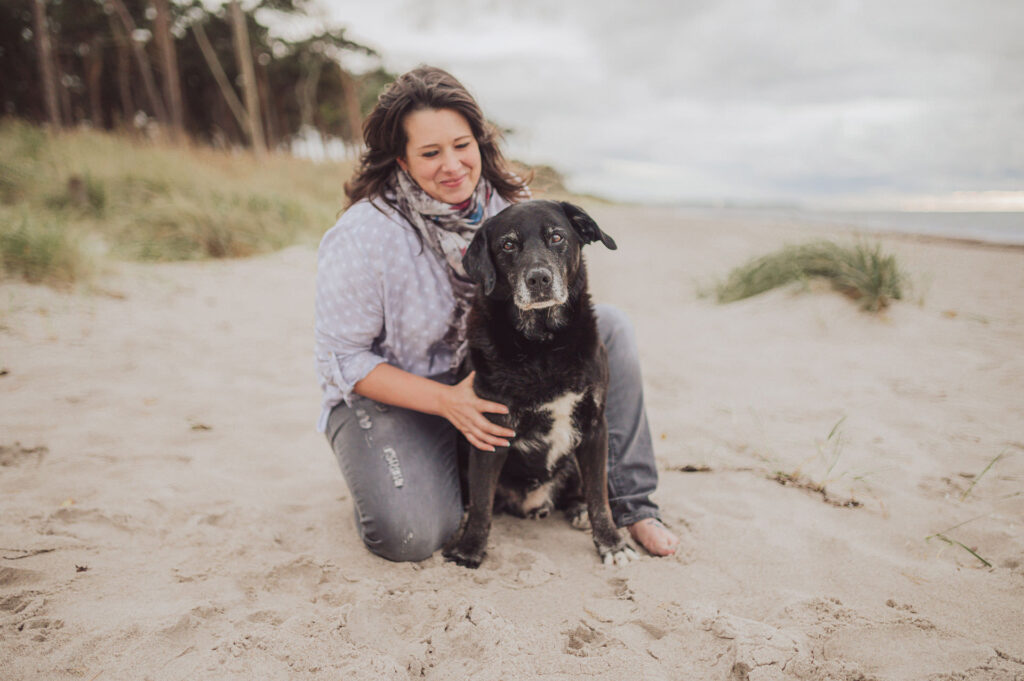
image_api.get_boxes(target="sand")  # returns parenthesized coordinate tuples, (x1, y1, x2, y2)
(1, 204, 1022, 680)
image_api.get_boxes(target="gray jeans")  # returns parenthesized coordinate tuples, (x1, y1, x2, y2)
(325, 304, 661, 562)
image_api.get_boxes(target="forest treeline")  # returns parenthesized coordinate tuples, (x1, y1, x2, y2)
(0, 0, 392, 151)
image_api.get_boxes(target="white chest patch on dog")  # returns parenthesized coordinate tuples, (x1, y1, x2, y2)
(539, 391, 583, 470)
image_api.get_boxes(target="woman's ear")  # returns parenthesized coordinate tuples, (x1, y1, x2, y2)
(396, 156, 409, 173)
(462, 228, 496, 295)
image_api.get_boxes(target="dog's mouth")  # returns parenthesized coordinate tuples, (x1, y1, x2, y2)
(515, 296, 563, 310)
(513, 271, 568, 310)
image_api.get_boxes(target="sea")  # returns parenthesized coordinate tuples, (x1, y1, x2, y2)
(671, 206, 1024, 247)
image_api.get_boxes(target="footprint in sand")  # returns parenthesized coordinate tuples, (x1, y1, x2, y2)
(245, 609, 286, 625)
(0, 443, 47, 467)
(0, 589, 47, 630)
(582, 594, 639, 625)
(0, 566, 42, 588)
(336, 595, 514, 677)
(754, 596, 1020, 680)
(643, 625, 734, 679)
(17, 616, 64, 642)
(159, 612, 201, 644)
(427, 602, 517, 671)
(822, 622, 999, 680)
(42, 506, 138, 544)
(562, 620, 627, 657)
(779, 595, 866, 637)
(703, 613, 809, 681)
(607, 575, 635, 600)
(467, 545, 560, 588)
(251, 557, 329, 594)
(999, 555, 1024, 577)
(0, 591, 40, 613)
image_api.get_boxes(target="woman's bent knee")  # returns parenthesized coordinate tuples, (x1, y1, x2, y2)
(594, 304, 637, 350)
(357, 506, 461, 563)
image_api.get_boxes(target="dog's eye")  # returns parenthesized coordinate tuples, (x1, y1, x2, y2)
(550, 233, 564, 244)
(501, 240, 516, 251)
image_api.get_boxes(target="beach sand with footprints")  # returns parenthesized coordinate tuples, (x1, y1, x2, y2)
(2, 203, 1023, 680)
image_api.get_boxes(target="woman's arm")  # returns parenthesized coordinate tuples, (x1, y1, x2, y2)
(354, 363, 515, 452)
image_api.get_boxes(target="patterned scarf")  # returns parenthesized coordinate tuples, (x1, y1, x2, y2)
(387, 168, 493, 370)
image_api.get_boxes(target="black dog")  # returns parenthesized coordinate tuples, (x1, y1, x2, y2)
(442, 200, 638, 568)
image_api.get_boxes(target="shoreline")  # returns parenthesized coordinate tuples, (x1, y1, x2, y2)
(655, 204, 1024, 249)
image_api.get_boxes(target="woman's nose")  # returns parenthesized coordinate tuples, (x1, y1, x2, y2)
(440, 149, 461, 171)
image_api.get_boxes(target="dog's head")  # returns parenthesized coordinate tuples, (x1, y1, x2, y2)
(463, 200, 616, 310)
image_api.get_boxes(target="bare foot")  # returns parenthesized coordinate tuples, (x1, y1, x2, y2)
(628, 518, 679, 556)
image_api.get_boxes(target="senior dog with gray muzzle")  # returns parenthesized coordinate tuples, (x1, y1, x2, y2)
(443, 199, 638, 568)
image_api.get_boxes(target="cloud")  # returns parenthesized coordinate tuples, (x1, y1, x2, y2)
(315, 0, 1024, 202)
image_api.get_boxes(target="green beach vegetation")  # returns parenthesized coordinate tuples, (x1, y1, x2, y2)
(0, 120, 352, 284)
(2, 0, 388, 286)
(714, 240, 905, 312)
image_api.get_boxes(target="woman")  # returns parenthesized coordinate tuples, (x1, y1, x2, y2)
(314, 66, 677, 562)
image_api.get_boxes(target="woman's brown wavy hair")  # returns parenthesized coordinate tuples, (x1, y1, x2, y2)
(344, 66, 530, 210)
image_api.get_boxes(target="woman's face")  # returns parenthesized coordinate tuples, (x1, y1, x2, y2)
(397, 108, 482, 204)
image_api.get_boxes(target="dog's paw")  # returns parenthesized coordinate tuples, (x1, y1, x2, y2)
(600, 545, 639, 567)
(568, 507, 590, 531)
(443, 534, 487, 569)
(444, 548, 483, 569)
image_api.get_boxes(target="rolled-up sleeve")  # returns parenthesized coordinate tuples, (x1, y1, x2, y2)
(314, 221, 388, 427)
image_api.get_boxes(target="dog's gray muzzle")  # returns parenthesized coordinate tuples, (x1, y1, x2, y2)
(514, 265, 567, 310)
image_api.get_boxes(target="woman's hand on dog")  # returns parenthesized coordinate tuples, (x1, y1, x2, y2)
(353, 365, 511, 451)
(440, 372, 514, 452)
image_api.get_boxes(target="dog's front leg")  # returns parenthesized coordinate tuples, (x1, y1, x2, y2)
(576, 424, 638, 566)
(443, 448, 507, 568)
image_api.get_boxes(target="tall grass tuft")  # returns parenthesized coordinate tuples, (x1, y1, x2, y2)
(0, 217, 88, 285)
(715, 241, 904, 311)
(0, 119, 353, 279)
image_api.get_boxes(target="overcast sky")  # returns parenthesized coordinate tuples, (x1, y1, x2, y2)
(281, 0, 1024, 206)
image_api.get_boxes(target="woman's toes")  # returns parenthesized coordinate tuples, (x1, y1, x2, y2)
(628, 518, 679, 556)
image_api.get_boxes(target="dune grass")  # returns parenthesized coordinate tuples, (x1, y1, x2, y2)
(714, 240, 904, 311)
(0, 119, 353, 284)
(0, 215, 89, 286)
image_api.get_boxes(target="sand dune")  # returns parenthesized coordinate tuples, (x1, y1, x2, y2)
(2, 205, 1022, 680)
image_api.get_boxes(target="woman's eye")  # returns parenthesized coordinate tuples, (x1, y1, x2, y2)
(455, 142, 470, 149)
(550, 233, 563, 244)
(422, 151, 438, 158)
(502, 241, 516, 251)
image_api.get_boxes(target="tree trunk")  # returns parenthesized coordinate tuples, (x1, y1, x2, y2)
(86, 36, 105, 128)
(338, 66, 363, 147)
(108, 13, 134, 127)
(192, 21, 248, 142)
(30, 0, 61, 128)
(256, 59, 276, 149)
(109, 0, 169, 130)
(229, 1, 265, 154)
(57, 52, 72, 125)
(153, 0, 185, 141)
(296, 56, 322, 132)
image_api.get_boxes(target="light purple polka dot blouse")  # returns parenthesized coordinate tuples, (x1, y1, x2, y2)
(314, 194, 511, 431)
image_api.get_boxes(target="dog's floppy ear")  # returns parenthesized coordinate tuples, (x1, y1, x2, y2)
(558, 201, 617, 250)
(462, 227, 496, 295)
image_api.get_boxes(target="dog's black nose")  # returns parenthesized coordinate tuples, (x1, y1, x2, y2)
(526, 268, 552, 290)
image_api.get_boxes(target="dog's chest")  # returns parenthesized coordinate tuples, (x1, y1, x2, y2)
(511, 390, 584, 470)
